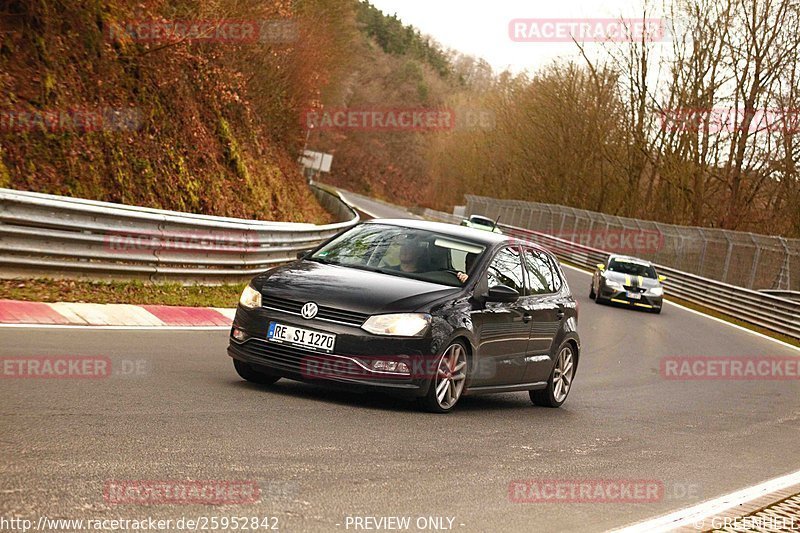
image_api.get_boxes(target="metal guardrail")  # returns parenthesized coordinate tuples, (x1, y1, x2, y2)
(420, 208, 800, 340)
(463, 195, 799, 292)
(0, 185, 358, 282)
(760, 290, 800, 303)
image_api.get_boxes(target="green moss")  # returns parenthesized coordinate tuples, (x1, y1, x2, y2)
(0, 150, 10, 188)
(33, 35, 50, 66)
(218, 117, 250, 181)
(43, 71, 56, 101)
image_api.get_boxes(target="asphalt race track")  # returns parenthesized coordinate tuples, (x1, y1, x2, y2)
(1, 196, 799, 532)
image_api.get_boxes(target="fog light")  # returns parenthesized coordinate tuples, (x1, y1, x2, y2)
(370, 359, 410, 374)
(232, 327, 247, 341)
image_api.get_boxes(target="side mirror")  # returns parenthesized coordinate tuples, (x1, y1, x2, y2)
(487, 284, 520, 302)
(658, 275, 667, 282)
(596, 263, 605, 271)
(296, 250, 311, 260)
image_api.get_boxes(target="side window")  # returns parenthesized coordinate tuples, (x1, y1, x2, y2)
(522, 248, 561, 294)
(547, 254, 564, 292)
(486, 247, 525, 294)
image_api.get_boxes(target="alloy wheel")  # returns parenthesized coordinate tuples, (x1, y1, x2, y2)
(552, 345, 574, 403)
(434, 343, 468, 409)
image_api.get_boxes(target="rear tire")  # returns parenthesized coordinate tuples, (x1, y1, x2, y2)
(418, 341, 468, 413)
(531, 343, 576, 408)
(233, 359, 280, 385)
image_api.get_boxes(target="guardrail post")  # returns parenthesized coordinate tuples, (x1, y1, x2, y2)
(722, 232, 733, 283)
(747, 233, 761, 289)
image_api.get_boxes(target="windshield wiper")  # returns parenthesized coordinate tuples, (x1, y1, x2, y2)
(307, 256, 337, 266)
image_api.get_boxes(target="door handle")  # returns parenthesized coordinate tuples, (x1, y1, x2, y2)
(522, 313, 532, 323)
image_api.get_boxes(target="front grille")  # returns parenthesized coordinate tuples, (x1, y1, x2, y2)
(232, 338, 311, 374)
(622, 285, 646, 293)
(260, 294, 369, 327)
(231, 340, 396, 381)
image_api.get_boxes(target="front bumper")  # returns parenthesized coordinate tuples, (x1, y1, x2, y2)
(228, 305, 437, 397)
(600, 285, 662, 310)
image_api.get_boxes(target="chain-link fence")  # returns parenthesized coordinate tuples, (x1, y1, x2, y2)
(463, 195, 799, 292)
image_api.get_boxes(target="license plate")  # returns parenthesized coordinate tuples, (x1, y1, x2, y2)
(626, 291, 641, 300)
(267, 322, 336, 353)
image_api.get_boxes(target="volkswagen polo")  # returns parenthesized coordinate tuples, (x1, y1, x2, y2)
(228, 219, 580, 412)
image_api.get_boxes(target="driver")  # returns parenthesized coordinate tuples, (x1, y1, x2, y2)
(399, 240, 469, 284)
(399, 241, 425, 273)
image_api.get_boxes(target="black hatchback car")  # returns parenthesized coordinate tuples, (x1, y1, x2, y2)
(228, 219, 580, 412)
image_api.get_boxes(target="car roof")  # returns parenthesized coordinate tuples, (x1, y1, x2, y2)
(609, 254, 652, 266)
(365, 218, 550, 252)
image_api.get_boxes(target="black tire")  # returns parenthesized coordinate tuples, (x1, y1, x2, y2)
(418, 341, 469, 414)
(652, 307, 662, 314)
(233, 359, 281, 385)
(530, 342, 576, 408)
(589, 284, 596, 300)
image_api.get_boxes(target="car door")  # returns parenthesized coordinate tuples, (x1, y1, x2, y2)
(520, 248, 565, 384)
(470, 245, 531, 386)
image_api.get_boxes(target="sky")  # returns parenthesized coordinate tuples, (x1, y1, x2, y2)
(369, 0, 671, 75)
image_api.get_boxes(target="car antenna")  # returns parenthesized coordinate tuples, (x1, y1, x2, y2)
(491, 216, 501, 232)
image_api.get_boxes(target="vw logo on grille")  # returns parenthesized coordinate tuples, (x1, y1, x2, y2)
(300, 302, 318, 319)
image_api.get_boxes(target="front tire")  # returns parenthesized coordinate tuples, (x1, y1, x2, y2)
(233, 359, 281, 385)
(418, 341, 468, 413)
(530, 343, 576, 408)
(589, 283, 596, 299)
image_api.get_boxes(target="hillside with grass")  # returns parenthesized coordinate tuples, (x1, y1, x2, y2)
(0, 0, 354, 223)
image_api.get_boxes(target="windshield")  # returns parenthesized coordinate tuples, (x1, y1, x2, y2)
(608, 259, 658, 279)
(309, 224, 486, 287)
(470, 216, 494, 227)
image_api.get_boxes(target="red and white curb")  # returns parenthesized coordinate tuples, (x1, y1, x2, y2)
(0, 299, 235, 328)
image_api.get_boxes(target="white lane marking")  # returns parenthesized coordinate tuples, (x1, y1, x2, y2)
(51, 302, 166, 326)
(612, 468, 800, 533)
(562, 263, 800, 353)
(0, 324, 229, 331)
(212, 308, 237, 320)
(336, 191, 382, 219)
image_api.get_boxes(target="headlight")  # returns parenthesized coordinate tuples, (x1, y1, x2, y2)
(361, 313, 431, 337)
(605, 279, 624, 290)
(647, 286, 664, 296)
(239, 285, 262, 309)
